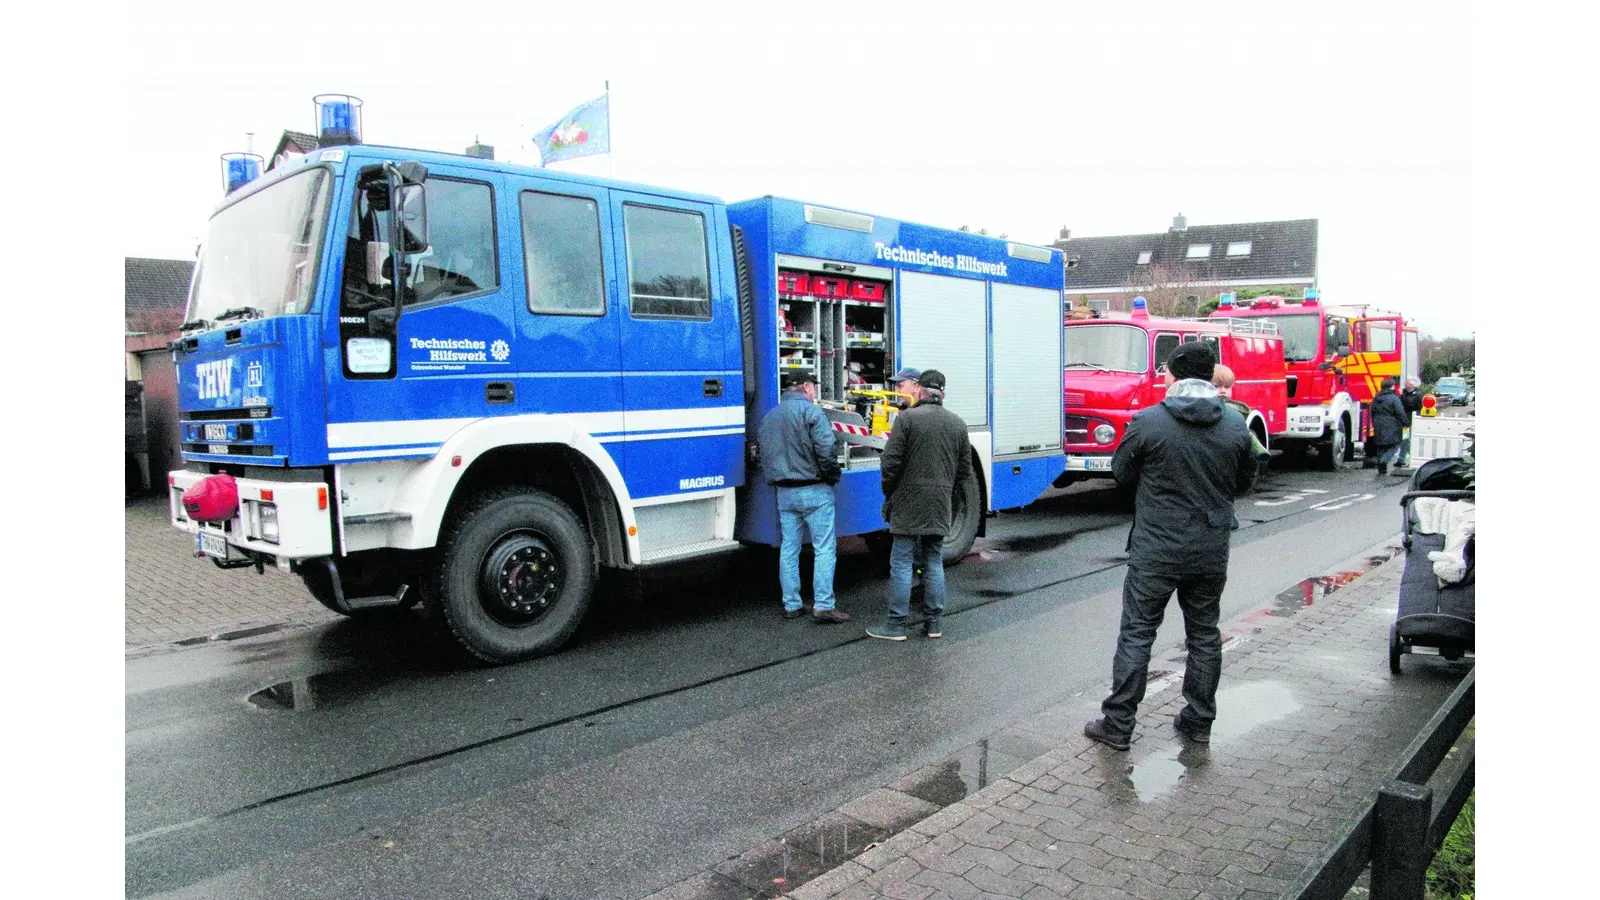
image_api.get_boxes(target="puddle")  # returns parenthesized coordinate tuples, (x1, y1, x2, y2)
(175, 623, 293, 646)
(248, 677, 318, 711)
(246, 670, 374, 711)
(1210, 680, 1303, 742)
(900, 758, 970, 807)
(1266, 549, 1402, 619)
(1125, 745, 1209, 801)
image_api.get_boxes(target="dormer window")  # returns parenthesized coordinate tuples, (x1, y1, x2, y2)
(1186, 244, 1211, 259)
(1136, 250, 1153, 264)
(1227, 241, 1252, 257)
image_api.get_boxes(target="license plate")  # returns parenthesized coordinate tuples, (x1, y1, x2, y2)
(205, 424, 228, 441)
(208, 444, 229, 455)
(198, 531, 231, 560)
(1069, 457, 1112, 471)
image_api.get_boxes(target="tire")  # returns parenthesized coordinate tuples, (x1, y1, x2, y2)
(432, 488, 597, 664)
(1317, 417, 1350, 472)
(1389, 624, 1404, 675)
(941, 472, 982, 566)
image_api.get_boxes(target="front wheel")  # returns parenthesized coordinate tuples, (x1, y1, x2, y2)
(1317, 418, 1350, 472)
(941, 472, 982, 566)
(433, 489, 596, 665)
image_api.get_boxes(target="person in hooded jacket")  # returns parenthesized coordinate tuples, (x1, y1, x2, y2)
(1369, 376, 1409, 477)
(1084, 341, 1258, 751)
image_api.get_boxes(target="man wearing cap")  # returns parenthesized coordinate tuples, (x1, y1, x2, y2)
(756, 371, 851, 623)
(868, 368, 973, 641)
(1084, 341, 1258, 750)
(1369, 376, 1409, 477)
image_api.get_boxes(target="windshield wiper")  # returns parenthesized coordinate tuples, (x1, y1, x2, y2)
(216, 306, 264, 322)
(1065, 362, 1110, 371)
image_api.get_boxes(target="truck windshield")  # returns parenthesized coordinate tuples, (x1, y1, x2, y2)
(1243, 314, 1320, 361)
(186, 168, 332, 323)
(1065, 324, 1149, 373)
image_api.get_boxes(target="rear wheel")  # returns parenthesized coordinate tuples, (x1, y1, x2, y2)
(433, 488, 596, 664)
(941, 471, 982, 565)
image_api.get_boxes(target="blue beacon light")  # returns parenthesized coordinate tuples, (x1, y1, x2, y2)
(314, 93, 363, 146)
(221, 152, 263, 194)
(1132, 296, 1147, 309)
(1303, 287, 1319, 304)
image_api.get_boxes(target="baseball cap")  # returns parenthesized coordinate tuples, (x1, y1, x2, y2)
(890, 366, 921, 383)
(917, 369, 946, 391)
(781, 371, 819, 390)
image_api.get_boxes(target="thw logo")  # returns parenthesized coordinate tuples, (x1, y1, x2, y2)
(196, 361, 233, 400)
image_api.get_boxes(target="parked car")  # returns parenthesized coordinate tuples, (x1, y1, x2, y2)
(1434, 376, 1473, 407)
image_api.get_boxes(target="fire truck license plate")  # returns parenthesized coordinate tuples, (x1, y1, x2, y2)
(204, 424, 228, 441)
(199, 532, 231, 560)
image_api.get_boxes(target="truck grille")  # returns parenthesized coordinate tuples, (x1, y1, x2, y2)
(1064, 392, 1086, 406)
(183, 444, 276, 457)
(1065, 415, 1092, 441)
(182, 406, 273, 421)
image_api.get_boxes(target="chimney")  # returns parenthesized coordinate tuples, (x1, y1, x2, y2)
(465, 137, 494, 160)
(1059, 227, 1071, 241)
(1171, 213, 1187, 232)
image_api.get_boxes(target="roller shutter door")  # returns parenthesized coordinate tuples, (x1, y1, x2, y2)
(991, 283, 1063, 456)
(897, 271, 987, 426)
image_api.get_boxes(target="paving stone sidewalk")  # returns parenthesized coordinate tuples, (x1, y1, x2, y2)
(647, 541, 1471, 900)
(124, 494, 339, 649)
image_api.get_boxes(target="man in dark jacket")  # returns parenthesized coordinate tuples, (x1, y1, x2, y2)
(756, 372, 851, 623)
(1369, 376, 1409, 477)
(1396, 376, 1423, 470)
(1084, 342, 1258, 750)
(867, 369, 973, 641)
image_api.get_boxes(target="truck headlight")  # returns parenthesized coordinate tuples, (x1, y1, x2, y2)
(259, 503, 279, 544)
(1093, 424, 1116, 444)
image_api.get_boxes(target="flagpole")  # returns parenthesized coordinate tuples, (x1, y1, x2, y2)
(605, 80, 612, 179)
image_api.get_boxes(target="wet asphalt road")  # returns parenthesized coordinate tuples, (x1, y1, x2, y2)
(126, 457, 1420, 899)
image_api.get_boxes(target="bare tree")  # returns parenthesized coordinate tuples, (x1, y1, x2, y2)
(1122, 262, 1210, 317)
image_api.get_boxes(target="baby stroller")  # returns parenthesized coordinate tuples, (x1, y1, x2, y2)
(1389, 456, 1475, 674)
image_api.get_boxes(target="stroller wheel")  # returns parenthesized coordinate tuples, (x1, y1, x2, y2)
(1388, 624, 1404, 675)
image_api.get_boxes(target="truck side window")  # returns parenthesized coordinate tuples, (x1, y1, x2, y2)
(622, 204, 711, 320)
(521, 191, 606, 316)
(342, 177, 497, 313)
(1153, 333, 1180, 371)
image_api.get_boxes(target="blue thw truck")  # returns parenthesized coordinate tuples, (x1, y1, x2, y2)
(169, 114, 1067, 663)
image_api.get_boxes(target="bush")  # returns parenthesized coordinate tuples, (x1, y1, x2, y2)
(1426, 790, 1474, 899)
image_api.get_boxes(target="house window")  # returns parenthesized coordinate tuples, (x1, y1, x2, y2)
(1136, 250, 1152, 265)
(1186, 244, 1211, 259)
(1227, 241, 1252, 257)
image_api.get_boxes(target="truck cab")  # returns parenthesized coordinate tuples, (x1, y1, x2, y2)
(1061, 300, 1285, 480)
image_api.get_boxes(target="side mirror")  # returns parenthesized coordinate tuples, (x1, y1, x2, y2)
(397, 184, 428, 254)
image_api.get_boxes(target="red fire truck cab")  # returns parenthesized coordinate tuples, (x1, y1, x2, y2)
(1209, 290, 1418, 470)
(1060, 300, 1287, 483)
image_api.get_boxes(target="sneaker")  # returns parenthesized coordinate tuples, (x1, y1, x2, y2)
(782, 607, 806, 619)
(865, 624, 908, 642)
(1083, 718, 1131, 751)
(1173, 712, 1211, 744)
(923, 619, 943, 639)
(811, 608, 853, 624)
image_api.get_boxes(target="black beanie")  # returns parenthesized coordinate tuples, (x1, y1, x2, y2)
(1167, 342, 1217, 381)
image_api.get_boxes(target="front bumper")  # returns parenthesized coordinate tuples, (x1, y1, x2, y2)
(169, 471, 334, 562)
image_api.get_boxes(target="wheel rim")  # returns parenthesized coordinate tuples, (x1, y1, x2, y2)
(1331, 424, 1346, 462)
(478, 531, 564, 628)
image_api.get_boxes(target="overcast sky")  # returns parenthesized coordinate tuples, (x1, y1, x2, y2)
(127, 0, 1474, 337)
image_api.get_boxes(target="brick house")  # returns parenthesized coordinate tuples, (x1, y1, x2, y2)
(1053, 215, 1318, 316)
(126, 257, 195, 495)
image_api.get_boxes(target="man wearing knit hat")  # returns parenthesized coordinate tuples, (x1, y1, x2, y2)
(1083, 341, 1259, 750)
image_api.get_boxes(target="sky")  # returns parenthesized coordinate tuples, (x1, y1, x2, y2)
(125, 0, 1475, 337)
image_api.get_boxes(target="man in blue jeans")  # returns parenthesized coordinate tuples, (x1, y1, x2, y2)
(868, 369, 973, 641)
(756, 371, 852, 623)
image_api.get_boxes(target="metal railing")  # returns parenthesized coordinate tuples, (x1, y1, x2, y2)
(1284, 669, 1474, 900)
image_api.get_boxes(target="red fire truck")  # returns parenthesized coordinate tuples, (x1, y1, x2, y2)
(1209, 289, 1418, 470)
(1058, 298, 1287, 484)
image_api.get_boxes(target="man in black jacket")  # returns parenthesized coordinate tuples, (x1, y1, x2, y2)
(756, 371, 852, 623)
(1084, 342, 1258, 750)
(867, 369, 973, 641)
(1369, 376, 1409, 477)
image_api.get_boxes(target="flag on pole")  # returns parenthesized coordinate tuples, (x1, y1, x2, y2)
(532, 94, 610, 166)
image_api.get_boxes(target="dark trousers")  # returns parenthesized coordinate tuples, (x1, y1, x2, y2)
(1101, 566, 1227, 736)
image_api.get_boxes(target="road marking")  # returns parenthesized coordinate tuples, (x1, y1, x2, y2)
(1310, 493, 1375, 511)
(1252, 487, 1332, 508)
